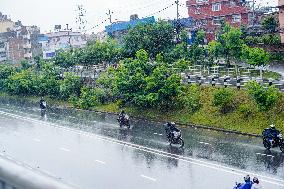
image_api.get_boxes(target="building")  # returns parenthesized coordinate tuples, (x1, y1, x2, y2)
(39, 31, 87, 59)
(90, 31, 108, 42)
(105, 16, 156, 44)
(0, 36, 8, 62)
(0, 12, 41, 63)
(186, 0, 256, 41)
(279, 0, 284, 43)
(0, 13, 14, 33)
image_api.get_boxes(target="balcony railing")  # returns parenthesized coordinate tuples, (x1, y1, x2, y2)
(23, 43, 31, 49)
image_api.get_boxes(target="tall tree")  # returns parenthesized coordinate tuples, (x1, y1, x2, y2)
(262, 16, 278, 33)
(123, 21, 175, 59)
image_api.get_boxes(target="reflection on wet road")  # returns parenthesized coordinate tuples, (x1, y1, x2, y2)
(0, 98, 283, 189)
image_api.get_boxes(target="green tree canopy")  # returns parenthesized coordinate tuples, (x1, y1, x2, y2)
(261, 16, 278, 33)
(123, 21, 175, 59)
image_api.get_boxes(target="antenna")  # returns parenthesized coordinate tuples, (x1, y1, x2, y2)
(76, 4, 87, 33)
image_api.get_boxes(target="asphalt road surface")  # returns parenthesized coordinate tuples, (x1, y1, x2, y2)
(0, 99, 283, 189)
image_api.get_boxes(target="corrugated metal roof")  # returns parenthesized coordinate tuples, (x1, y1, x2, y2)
(105, 16, 156, 33)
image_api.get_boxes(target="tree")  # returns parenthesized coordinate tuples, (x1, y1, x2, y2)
(100, 49, 182, 108)
(76, 39, 122, 66)
(123, 21, 175, 59)
(246, 81, 279, 111)
(213, 88, 235, 113)
(262, 16, 278, 33)
(241, 45, 270, 67)
(189, 30, 207, 64)
(54, 50, 75, 68)
(216, 23, 244, 65)
(0, 64, 16, 92)
(59, 73, 82, 100)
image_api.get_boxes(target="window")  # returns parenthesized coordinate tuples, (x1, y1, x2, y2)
(229, 1, 236, 7)
(201, 19, 207, 25)
(212, 3, 221, 11)
(196, 0, 208, 3)
(232, 14, 241, 23)
(195, 6, 201, 14)
(212, 17, 221, 25)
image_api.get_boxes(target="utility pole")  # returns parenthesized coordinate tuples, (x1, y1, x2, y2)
(252, 0, 255, 28)
(175, 0, 180, 42)
(106, 10, 113, 24)
(76, 5, 87, 33)
(66, 24, 72, 48)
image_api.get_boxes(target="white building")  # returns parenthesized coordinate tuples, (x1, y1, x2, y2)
(39, 31, 87, 59)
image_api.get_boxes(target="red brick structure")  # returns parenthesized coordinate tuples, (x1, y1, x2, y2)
(186, 0, 254, 41)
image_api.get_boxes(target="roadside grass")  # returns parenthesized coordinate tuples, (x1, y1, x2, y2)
(1, 86, 284, 135)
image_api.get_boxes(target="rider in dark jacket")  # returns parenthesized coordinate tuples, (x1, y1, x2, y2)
(119, 110, 126, 120)
(39, 97, 47, 110)
(235, 175, 253, 189)
(164, 122, 180, 139)
(264, 124, 280, 141)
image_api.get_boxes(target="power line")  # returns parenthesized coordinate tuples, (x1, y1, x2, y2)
(86, 2, 176, 33)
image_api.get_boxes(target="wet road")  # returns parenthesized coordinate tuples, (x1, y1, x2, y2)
(0, 98, 284, 189)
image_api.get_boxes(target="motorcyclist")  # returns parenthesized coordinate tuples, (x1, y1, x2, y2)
(264, 124, 281, 145)
(39, 97, 47, 110)
(118, 110, 129, 123)
(236, 175, 253, 189)
(164, 122, 180, 139)
(251, 177, 262, 189)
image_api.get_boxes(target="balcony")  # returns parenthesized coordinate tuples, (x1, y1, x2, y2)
(23, 43, 31, 49)
(23, 34, 31, 40)
(24, 52, 32, 58)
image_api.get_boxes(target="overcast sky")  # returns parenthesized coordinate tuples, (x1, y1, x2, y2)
(1, 0, 278, 34)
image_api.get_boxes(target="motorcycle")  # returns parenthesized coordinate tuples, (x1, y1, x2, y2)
(232, 182, 253, 189)
(117, 114, 130, 129)
(262, 129, 284, 152)
(233, 182, 242, 189)
(166, 130, 184, 148)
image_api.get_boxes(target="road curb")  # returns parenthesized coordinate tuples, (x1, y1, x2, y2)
(52, 105, 262, 138)
(0, 94, 262, 138)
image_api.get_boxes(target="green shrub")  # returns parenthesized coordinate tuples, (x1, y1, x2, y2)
(5, 69, 38, 95)
(213, 88, 235, 113)
(178, 84, 201, 113)
(173, 59, 191, 71)
(238, 104, 253, 118)
(59, 73, 82, 100)
(75, 87, 107, 109)
(246, 81, 279, 111)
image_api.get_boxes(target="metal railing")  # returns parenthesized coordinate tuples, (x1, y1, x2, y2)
(0, 156, 77, 189)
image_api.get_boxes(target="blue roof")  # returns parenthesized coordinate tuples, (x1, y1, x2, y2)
(105, 16, 156, 33)
(38, 35, 48, 42)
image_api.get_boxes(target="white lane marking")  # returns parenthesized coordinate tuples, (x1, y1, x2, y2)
(153, 133, 158, 135)
(59, 147, 70, 152)
(158, 134, 163, 136)
(199, 141, 211, 145)
(140, 175, 157, 182)
(94, 160, 106, 165)
(33, 138, 41, 142)
(1, 111, 284, 187)
(256, 153, 274, 158)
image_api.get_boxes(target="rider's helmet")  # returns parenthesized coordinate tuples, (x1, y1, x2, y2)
(253, 177, 259, 184)
(171, 122, 176, 126)
(244, 175, 250, 182)
(270, 124, 276, 129)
